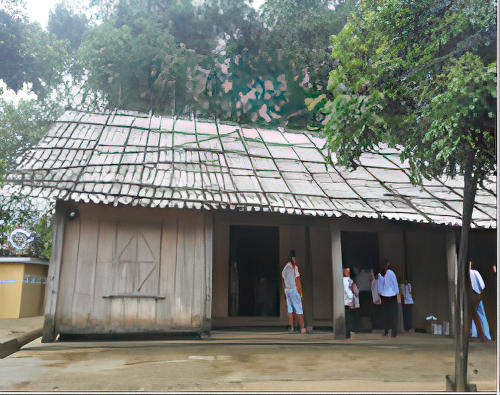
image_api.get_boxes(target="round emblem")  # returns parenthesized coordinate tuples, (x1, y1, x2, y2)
(8, 229, 33, 251)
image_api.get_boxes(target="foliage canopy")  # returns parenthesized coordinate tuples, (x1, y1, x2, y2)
(309, 0, 496, 185)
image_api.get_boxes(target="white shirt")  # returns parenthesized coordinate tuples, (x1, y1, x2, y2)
(378, 269, 399, 297)
(400, 283, 414, 304)
(282, 262, 299, 291)
(470, 269, 485, 294)
(344, 276, 354, 306)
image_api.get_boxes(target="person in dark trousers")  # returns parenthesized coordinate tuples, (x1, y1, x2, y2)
(377, 261, 399, 337)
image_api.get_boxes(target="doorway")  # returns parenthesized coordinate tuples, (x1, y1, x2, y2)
(228, 225, 280, 317)
(341, 231, 381, 330)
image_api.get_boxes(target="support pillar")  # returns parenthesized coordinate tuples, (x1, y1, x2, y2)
(202, 212, 213, 334)
(42, 200, 67, 342)
(330, 223, 345, 338)
(446, 228, 458, 337)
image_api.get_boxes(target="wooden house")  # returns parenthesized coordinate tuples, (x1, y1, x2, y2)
(7, 110, 496, 341)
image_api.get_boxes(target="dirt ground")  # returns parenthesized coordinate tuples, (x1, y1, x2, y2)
(0, 331, 496, 392)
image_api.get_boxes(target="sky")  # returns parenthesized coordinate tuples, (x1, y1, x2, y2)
(24, 0, 266, 27)
(25, 0, 76, 28)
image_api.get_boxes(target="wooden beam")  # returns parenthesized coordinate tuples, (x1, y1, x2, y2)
(203, 212, 214, 333)
(42, 200, 67, 342)
(330, 223, 345, 339)
(304, 226, 314, 329)
(446, 228, 458, 337)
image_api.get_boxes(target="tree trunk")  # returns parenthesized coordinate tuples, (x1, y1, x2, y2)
(454, 156, 478, 391)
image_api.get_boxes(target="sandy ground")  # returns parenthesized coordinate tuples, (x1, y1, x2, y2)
(0, 331, 496, 392)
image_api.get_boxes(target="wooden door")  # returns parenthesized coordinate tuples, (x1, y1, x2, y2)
(110, 222, 162, 328)
(113, 222, 161, 295)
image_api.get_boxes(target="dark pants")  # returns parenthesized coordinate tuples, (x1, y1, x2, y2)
(371, 303, 384, 329)
(403, 304, 412, 331)
(345, 306, 353, 338)
(381, 295, 398, 336)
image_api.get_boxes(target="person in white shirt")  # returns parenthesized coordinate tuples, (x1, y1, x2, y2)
(377, 261, 399, 337)
(400, 281, 414, 331)
(469, 261, 490, 341)
(282, 250, 306, 333)
(343, 267, 355, 339)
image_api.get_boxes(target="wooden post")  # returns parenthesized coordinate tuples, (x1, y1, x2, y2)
(446, 228, 458, 337)
(42, 200, 66, 342)
(330, 223, 345, 338)
(304, 226, 314, 330)
(202, 212, 213, 333)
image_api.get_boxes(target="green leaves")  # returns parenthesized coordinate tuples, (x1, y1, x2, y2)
(72, 0, 357, 126)
(312, 0, 496, 183)
(0, 7, 69, 98)
(0, 99, 61, 177)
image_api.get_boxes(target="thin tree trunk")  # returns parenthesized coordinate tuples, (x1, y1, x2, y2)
(454, 155, 478, 391)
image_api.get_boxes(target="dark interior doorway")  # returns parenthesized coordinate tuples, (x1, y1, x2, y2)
(341, 231, 380, 271)
(228, 225, 280, 317)
(341, 231, 381, 330)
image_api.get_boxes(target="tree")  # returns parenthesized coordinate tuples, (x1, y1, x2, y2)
(77, 15, 200, 113)
(0, 1, 70, 98)
(261, 0, 355, 89)
(0, 189, 53, 260)
(79, 0, 357, 125)
(48, 3, 88, 51)
(0, 98, 62, 180)
(309, 0, 496, 390)
(0, 98, 58, 260)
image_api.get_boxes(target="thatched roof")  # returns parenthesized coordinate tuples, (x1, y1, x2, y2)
(7, 110, 496, 228)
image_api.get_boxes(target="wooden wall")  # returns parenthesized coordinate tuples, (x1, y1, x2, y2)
(310, 226, 332, 325)
(378, 231, 405, 283)
(54, 203, 212, 334)
(211, 211, 332, 327)
(49, 201, 494, 337)
(405, 227, 451, 331)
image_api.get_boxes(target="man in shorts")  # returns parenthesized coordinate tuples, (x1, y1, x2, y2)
(282, 250, 306, 333)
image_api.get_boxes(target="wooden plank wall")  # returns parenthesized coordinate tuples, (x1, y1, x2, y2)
(378, 231, 405, 284)
(55, 203, 212, 334)
(212, 217, 230, 319)
(43, 201, 67, 341)
(405, 227, 451, 331)
(310, 226, 332, 325)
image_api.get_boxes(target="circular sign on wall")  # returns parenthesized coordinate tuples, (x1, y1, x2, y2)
(7, 229, 33, 251)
